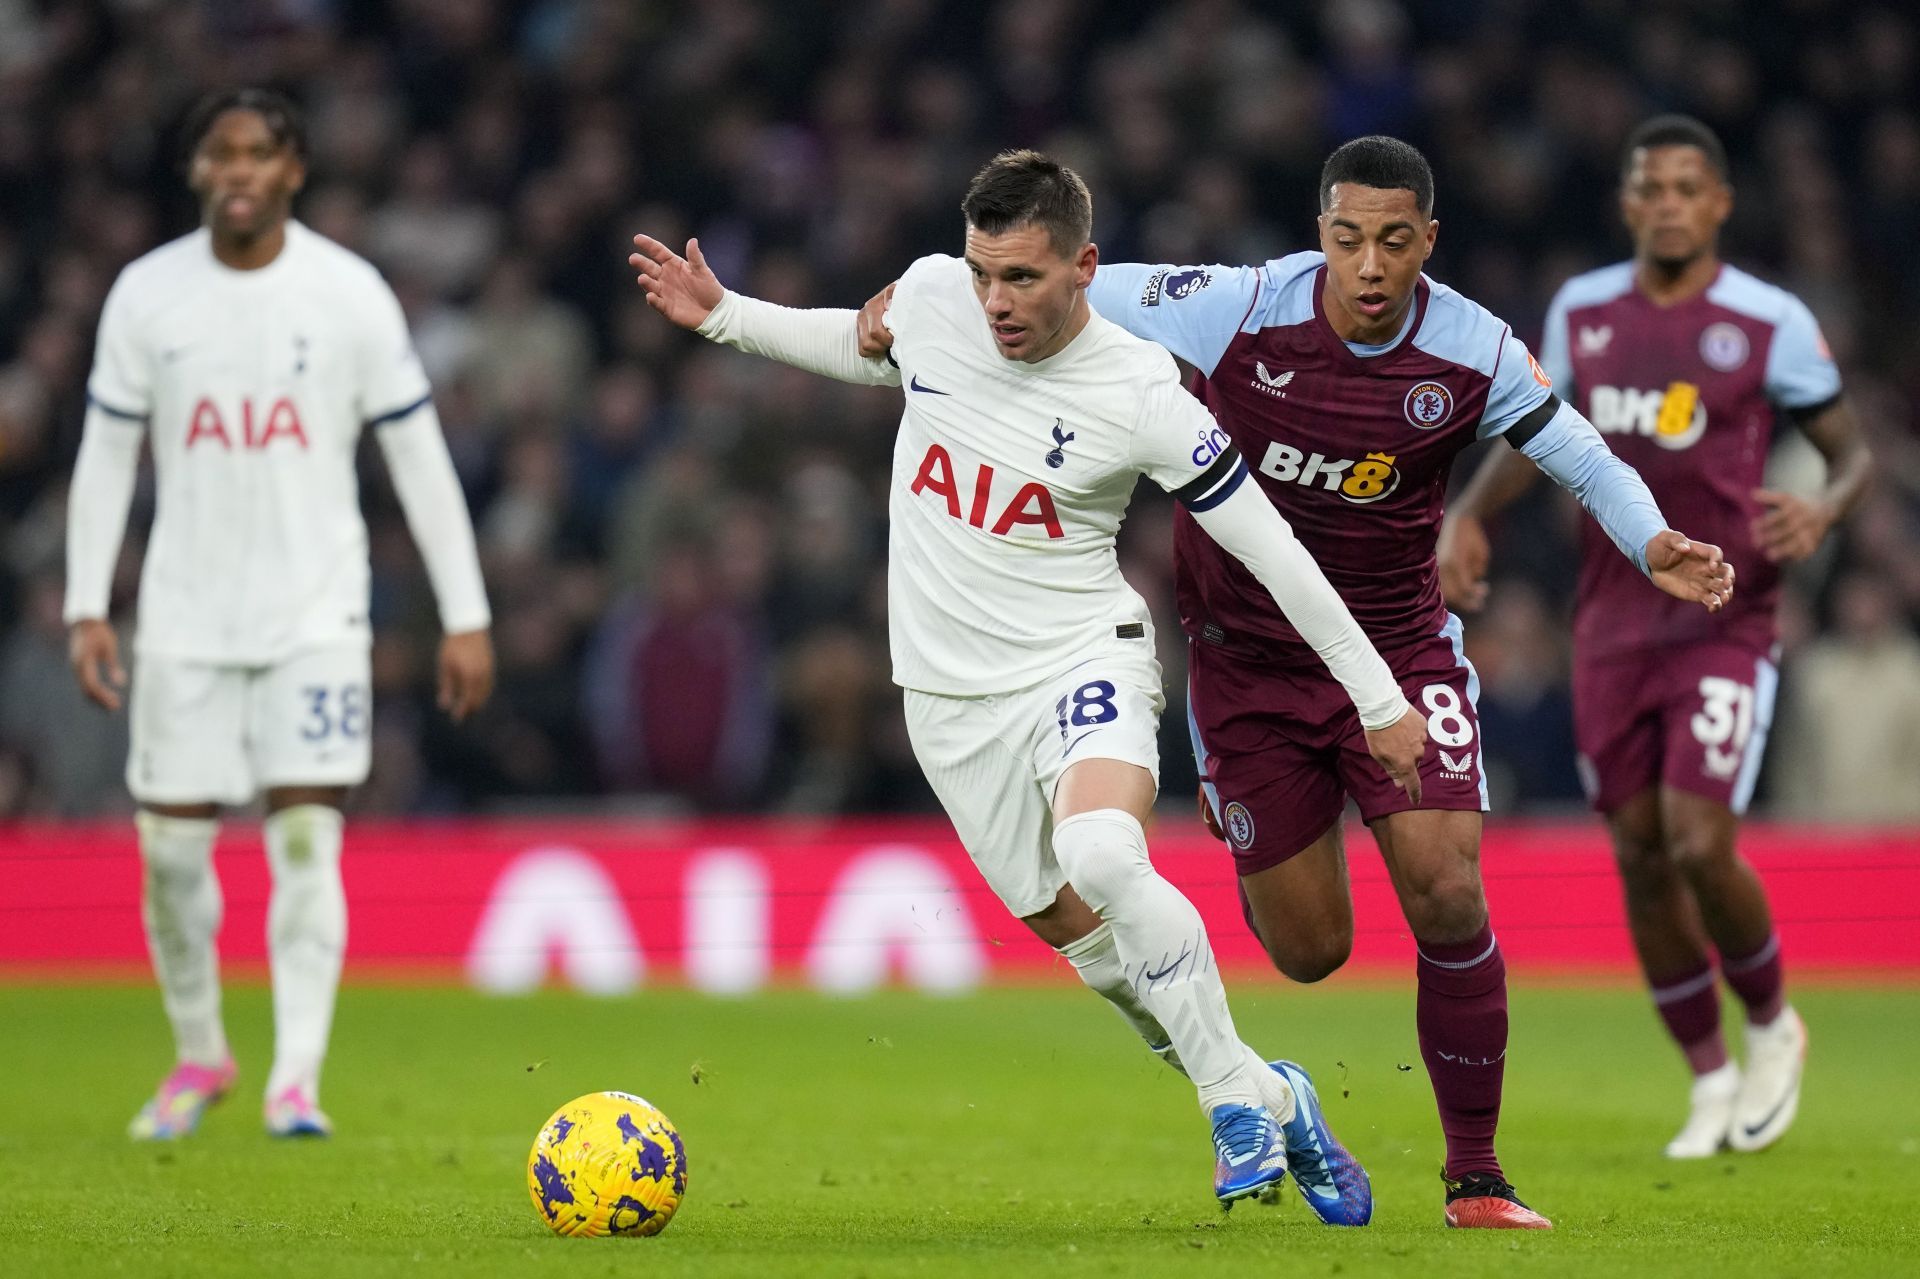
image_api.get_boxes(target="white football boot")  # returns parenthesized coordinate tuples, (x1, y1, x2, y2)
(1727, 1007, 1806, 1152)
(1665, 1061, 1739, 1159)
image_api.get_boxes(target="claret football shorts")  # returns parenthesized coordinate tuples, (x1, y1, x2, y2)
(1188, 614, 1489, 875)
(1572, 641, 1779, 816)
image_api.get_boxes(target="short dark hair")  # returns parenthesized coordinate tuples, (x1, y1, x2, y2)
(182, 87, 308, 167)
(960, 149, 1093, 258)
(1319, 136, 1435, 217)
(1621, 114, 1728, 181)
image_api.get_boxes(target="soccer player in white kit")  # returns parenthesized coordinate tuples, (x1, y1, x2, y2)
(64, 90, 495, 1140)
(630, 150, 1428, 1216)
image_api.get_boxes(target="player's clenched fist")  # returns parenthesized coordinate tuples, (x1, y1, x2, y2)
(69, 618, 127, 711)
(628, 234, 725, 329)
(1364, 705, 1428, 806)
(1644, 529, 1736, 613)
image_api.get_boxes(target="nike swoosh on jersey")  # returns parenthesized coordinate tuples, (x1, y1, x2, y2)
(909, 375, 950, 395)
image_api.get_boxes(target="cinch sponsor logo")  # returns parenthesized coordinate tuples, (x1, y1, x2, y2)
(910, 442, 1064, 539)
(1190, 421, 1232, 467)
(1587, 382, 1706, 450)
(1257, 442, 1401, 504)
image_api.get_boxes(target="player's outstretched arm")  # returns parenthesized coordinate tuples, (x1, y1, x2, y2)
(629, 234, 899, 388)
(1182, 466, 1428, 802)
(1437, 446, 1543, 612)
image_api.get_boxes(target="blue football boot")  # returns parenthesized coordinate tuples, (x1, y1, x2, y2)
(1269, 1060, 1372, 1225)
(1210, 1102, 1289, 1206)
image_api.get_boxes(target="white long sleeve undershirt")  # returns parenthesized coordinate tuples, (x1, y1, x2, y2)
(374, 403, 492, 634)
(1187, 475, 1412, 730)
(695, 291, 901, 387)
(63, 406, 144, 625)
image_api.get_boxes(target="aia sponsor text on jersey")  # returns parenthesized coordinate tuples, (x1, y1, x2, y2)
(910, 441, 1063, 539)
(184, 395, 311, 450)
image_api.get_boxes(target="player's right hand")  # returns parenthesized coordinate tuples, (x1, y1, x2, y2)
(1436, 513, 1491, 612)
(857, 281, 897, 358)
(1645, 530, 1736, 613)
(69, 618, 126, 712)
(1364, 705, 1427, 806)
(628, 234, 724, 330)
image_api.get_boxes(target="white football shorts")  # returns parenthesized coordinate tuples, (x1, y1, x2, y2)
(127, 645, 374, 806)
(904, 637, 1164, 918)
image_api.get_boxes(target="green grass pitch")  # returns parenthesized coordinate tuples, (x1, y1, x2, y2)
(1, 980, 1915, 1277)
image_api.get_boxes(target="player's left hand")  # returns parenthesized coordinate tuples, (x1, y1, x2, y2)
(857, 281, 898, 359)
(1645, 530, 1736, 613)
(628, 234, 725, 329)
(439, 629, 496, 723)
(1750, 488, 1833, 564)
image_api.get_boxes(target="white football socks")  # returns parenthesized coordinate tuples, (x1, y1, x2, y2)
(1057, 920, 1187, 1074)
(1052, 808, 1261, 1115)
(264, 804, 347, 1102)
(136, 810, 230, 1068)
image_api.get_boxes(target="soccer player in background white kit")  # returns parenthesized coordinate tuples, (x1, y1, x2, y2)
(64, 90, 495, 1140)
(630, 150, 1428, 1217)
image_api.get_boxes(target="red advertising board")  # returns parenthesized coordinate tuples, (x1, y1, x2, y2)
(2, 820, 1915, 989)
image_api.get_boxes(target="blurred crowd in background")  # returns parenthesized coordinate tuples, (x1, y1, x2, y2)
(2, 0, 1918, 822)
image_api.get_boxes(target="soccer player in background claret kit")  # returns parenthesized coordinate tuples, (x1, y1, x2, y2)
(65, 90, 496, 1140)
(861, 135, 1736, 1229)
(631, 150, 1429, 1219)
(1440, 116, 1872, 1159)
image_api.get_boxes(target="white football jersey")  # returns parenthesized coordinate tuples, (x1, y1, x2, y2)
(884, 255, 1244, 695)
(80, 222, 434, 663)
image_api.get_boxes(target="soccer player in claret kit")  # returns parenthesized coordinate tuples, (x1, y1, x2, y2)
(864, 137, 1735, 1228)
(65, 90, 495, 1139)
(1441, 116, 1871, 1159)
(632, 150, 1431, 1219)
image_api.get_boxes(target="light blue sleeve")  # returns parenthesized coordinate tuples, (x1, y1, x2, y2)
(1765, 295, 1842, 410)
(1085, 262, 1262, 376)
(1537, 285, 1575, 399)
(1475, 328, 1556, 440)
(1519, 401, 1667, 575)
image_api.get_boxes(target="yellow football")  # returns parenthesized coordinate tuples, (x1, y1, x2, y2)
(527, 1091, 687, 1237)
